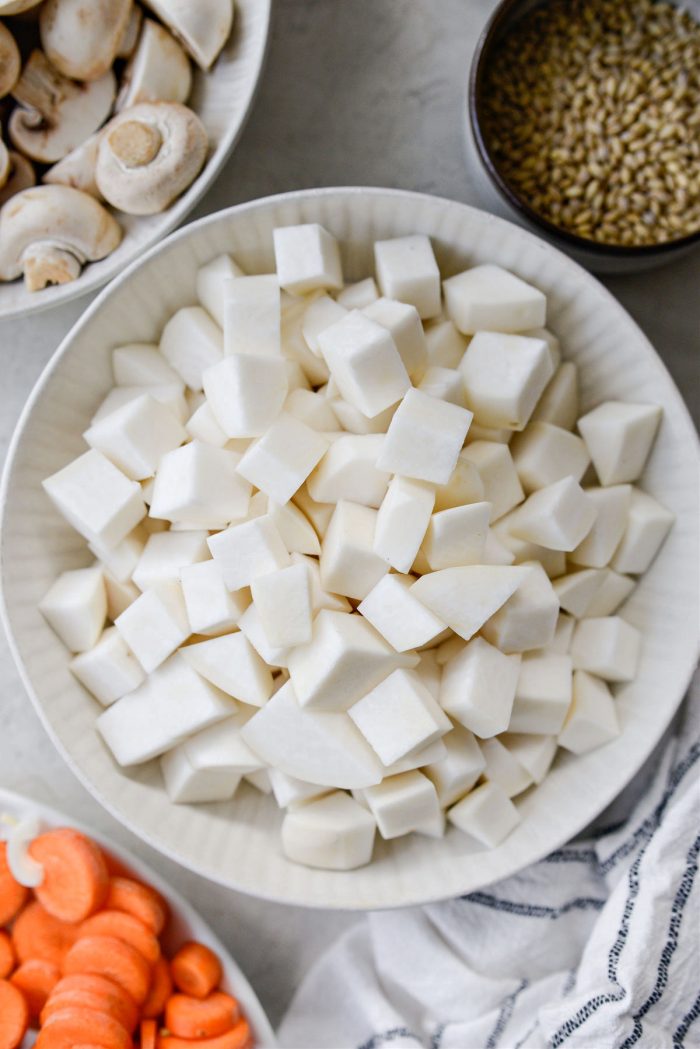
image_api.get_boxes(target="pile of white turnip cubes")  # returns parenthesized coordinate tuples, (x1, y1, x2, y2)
(40, 224, 674, 871)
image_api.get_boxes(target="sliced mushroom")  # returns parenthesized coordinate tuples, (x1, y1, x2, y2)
(0, 0, 44, 13)
(9, 50, 115, 163)
(0, 138, 10, 189)
(39, 0, 133, 81)
(117, 18, 191, 112)
(0, 184, 122, 291)
(43, 133, 102, 198)
(141, 0, 233, 70)
(116, 2, 143, 60)
(0, 22, 20, 99)
(0, 151, 35, 207)
(95, 101, 207, 215)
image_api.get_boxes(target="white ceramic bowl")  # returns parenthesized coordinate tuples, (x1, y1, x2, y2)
(1, 188, 698, 911)
(0, 787, 277, 1047)
(0, 0, 271, 321)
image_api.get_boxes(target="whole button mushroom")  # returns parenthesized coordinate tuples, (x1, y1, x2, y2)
(0, 23, 21, 100)
(0, 151, 35, 207)
(39, 0, 133, 82)
(95, 102, 208, 215)
(10, 50, 116, 163)
(0, 0, 43, 12)
(142, 0, 234, 70)
(117, 19, 192, 111)
(44, 134, 102, 198)
(0, 184, 122, 291)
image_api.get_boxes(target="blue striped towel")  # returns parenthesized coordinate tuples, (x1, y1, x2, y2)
(279, 673, 699, 1049)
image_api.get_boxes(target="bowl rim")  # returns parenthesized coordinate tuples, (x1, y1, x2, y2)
(1, 186, 698, 909)
(468, 0, 700, 259)
(0, 785, 278, 1046)
(0, 0, 273, 322)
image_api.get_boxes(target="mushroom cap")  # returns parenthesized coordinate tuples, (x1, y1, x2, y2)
(0, 138, 10, 190)
(43, 133, 102, 198)
(9, 50, 116, 163)
(142, 0, 234, 70)
(0, 184, 121, 288)
(117, 18, 191, 112)
(95, 101, 207, 215)
(0, 0, 44, 13)
(0, 151, 35, 207)
(40, 0, 133, 81)
(116, 2, 143, 60)
(0, 22, 21, 99)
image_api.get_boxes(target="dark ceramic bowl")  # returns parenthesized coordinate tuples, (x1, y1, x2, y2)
(468, 0, 700, 273)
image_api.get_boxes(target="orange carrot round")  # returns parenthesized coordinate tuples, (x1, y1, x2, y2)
(0, 931, 15, 980)
(44, 974, 137, 1034)
(0, 843, 29, 927)
(77, 910, 160, 966)
(156, 1019, 251, 1049)
(106, 878, 168, 937)
(142, 955, 172, 1020)
(29, 829, 109, 923)
(39, 1005, 131, 1049)
(165, 991, 239, 1038)
(12, 901, 79, 968)
(63, 934, 151, 1005)
(140, 1018, 157, 1049)
(0, 979, 29, 1049)
(10, 959, 61, 1022)
(170, 942, 222, 1000)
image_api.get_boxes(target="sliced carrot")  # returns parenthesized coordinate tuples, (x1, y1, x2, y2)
(12, 901, 79, 967)
(141, 956, 173, 1020)
(29, 829, 109, 923)
(140, 1019, 157, 1049)
(42, 987, 138, 1034)
(0, 979, 29, 1049)
(106, 878, 168, 937)
(0, 931, 15, 979)
(10, 959, 61, 1022)
(165, 991, 239, 1038)
(63, 935, 151, 1005)
(77, 910, 160, 966)
(0, 843, 29, 926)
(156, 1020, 251, 1049)
(170, 942, 222, 1000)
(39, 1005, 131, 1049)
(44, 974, 137, 1034)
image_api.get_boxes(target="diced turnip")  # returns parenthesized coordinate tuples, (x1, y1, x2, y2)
(578, 401, 662, 486)
(423, 724, 485, 806)
(112, 343, 181, 387)
(433, 452, 484, 511)
(363, 771, 442, 839)
(460, 442, 523, 522)
(93, 384, 187, 425)
(320, 500, 389, 600)
(97, 651, 234, 765)
(611, 488, 674, 574)
(290, 553, 351, 614)
(236, 414, 328, 506)
(179, 559, 250, 636)
(509, 652, 573, 734)
(307, 433, 391, 508)
(423, 317, 469, 369)
(251, 562, 312, 648)
(558, 670, 620, 754)
(208, 515, 290, 591)
(510, 421, 590, 493)
(182, 631, 274, 706)
(318, 310, 410, 418)
(491, 514, 566, 578)
(448, 781, 520, 847)
(460, 332, 554, 431)
(337, 277, 379, 309)
(414, 650, 442, 700)
(238, 603, 291, 668)
(329, 397, 397, 435)
(440, 635, 520, 738)
(501, 733, 557, 784)
(570, 616, 641, 682)
(422, 501, 491, 570)
(481, 561, 558, 653)
(149, 442, 251, 529)
(161, 712, 259, 803)
(479, 737, 533, 797)
(281, 791, 376, 870)
(553, 569, 607, 619)
(349, 668, 450, 766)
(268, 769, 330, 809)
(374, 234, 441, 319)
(284, 388, 340, 432)
(40, 566, 107, 653)
(363, 297, 427, 378)
(160, 306, 223, 391)
(104, 573, 140, 620)
(443, 263, 546, 334)
(132, 530, 209, 591)
(531, 361, 578, 430)
(114, 581, 190, 672)
(417, 366, 467, 408)
(482, 529, 517, 565)
(547, 612, 576, 654)
(274, 223, 343, 295)
(269, 500, 321, 556)
(373, 476, 435, 574)
(185, 401, 228, 447)
(69, 625, 144, 706)
(222, 274, 280, 357)
(196, 254, 245, 328)
(301, 295, 348, 355)
(585, 569, 635, 617)
(508, 477, 597, 551)
(377, 388, 473, 485)
(203, 354, 288, 438)
(411, 565, 529, 641)
(569, 485, 632, 568)
(358, 574, 446, 652)
(293, 484, 335, 538)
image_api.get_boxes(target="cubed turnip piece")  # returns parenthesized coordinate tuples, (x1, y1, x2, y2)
(422, 501, 491, 570)
(509, 652, 573, 734)
(284, 388, 340, 433)
(374, 476, 435, 574)
(307, 434, 390, 508)
(491, 514, 566, 579)
(318, 310, 410, 419)
(182, 632, 274, 706)
(443, 264, 546, 334)
(423, 318, 469, 369)
(222, 274, 281, 357)
(238, 603, 291, 669)
(570, 616, 641, 682)
(374, 234, 441, 319)
(161, 712, 259, 803)
(329, 397, 397, 435)
(553, 569, 607, 619)
(377, 388, 473, 485)
(185, 400, 228, 447)
(293, 485, 335, 538)
(236, 414, 328, 506)
(531, 362, 578, 430)
(44, 450, 147, 551)
(349, 669, 450, 766)
(510, 421, 590, 493)
(251, 562, 312, 648)
(423, 724, 485, 806)
(363, 297, 427, 378)
(114, 582, 190, 673)
(112, 343, 181, 387)
(179, 559, 249, 636)
(501, 733, 557, 784)
(479, 737, 533, 797)
(411, 565, 529, 641)
(93, 384, 187, 425)
(448, 781, 520, 846)
(149, 442, 251, 529)
(433, 452, 484, 511)
(40, 566, 107, 653)
(440, 635, 520, 738)
(611, 488, 674, 574)
(281, 792, 376, 870)
(568, 485, 632, 568)
(196, 253, 245, 328)
(320, 500, 389, 601)
(578, 401, 662, 486)
(460, 442, 523, 522)
(558, 670, 620, 754)
(417, 366, 467, 408)
(208, 515, 290, 591)
(132, 530, 209, 592)
(509, 477, 597, 552)
(274, 224, 343, 294)
(160, 306, 223, 391)
(301, 295, 348, 355)
(460, 332, 554, 431)
(269, 500, 321, 556)
(268, 769, 330, 809)
(363, 770, 442, 839)
(358, 574, 446, 652)
(69, 625, 144, 706)
(337, 277, 379, 309)
(104, 573, 140, 621)
(585, 569, 635, 617)
(203, 354, 288, 438)
(481, 561, 559, 653)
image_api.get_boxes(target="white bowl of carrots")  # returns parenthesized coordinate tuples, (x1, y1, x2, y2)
(0, 788, 276, 1049)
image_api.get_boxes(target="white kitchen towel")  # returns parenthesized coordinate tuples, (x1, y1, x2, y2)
(279, 672, 700, 1049)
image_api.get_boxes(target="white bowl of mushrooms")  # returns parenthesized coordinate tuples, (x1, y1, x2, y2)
(0, 0, 271, 319)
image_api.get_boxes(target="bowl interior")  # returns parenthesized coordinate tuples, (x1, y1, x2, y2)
(2, 188, 698, 910)
(0, 0, 271, 321)
(0, 787, 277, 1046)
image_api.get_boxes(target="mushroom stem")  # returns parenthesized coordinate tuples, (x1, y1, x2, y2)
(22, 240, 81, 291)
(11, 50, 64, 119)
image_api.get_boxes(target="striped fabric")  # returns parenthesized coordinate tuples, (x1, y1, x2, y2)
(279, 674, 700, 1049)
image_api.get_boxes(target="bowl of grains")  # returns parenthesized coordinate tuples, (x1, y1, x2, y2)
(469, 0, 700, 272)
